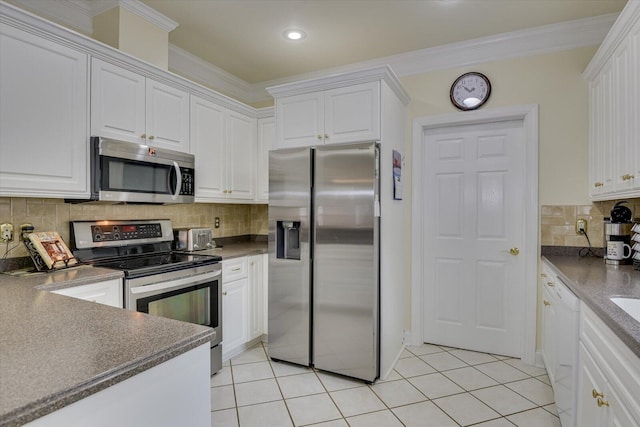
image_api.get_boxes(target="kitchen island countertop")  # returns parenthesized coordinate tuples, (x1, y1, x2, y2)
(543, 255, 640, 358)
(0, 267, 214, 427)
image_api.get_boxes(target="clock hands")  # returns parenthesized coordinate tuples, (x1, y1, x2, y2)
(463, 85, 475, 93)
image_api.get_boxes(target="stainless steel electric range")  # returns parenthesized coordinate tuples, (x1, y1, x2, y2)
(70, 219, 223, 374)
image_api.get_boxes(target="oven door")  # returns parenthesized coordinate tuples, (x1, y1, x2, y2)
(125, 264, 222, 346)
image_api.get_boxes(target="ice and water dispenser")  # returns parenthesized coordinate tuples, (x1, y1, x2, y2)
(276, 221, 301, 260)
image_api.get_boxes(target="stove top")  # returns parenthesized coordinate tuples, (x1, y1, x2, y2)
(89, 252, 222, 278)
(70, 219, 222, 278)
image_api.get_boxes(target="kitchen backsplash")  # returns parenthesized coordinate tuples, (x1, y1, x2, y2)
(0, 197, 268, 259)
(541, 198, 640, 248)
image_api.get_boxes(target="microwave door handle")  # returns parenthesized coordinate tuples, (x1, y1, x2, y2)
(171, 161, 182, 200)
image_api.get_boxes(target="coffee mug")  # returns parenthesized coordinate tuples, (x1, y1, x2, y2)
(634, 243, 640, 252)
(632, 223, 640, 233)
(633, 251, 640, 261)
(607, 241, 632, 260)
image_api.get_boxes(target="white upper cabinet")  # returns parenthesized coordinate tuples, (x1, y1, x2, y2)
(585, 2, 640, 200)
(226, 111, 257, 200)
(268, 67, 409, 150)
(0, 23, 89, 198)
(191, 96, 226, 200)
(324, 82, 380, 144)
(91, 58, 190, 152)
(274, 82, 380, 148)
(257, 116, 275, 202)
(190, 95, 257, 202)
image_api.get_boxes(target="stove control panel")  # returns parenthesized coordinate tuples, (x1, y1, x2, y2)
(91, 223, 163, 242)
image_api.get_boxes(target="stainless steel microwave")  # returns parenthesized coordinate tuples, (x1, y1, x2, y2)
(88, 136, 195, 204)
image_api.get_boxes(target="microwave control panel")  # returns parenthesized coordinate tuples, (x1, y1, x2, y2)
(180, 168, 195, 196)
(91, 223, 162, 242)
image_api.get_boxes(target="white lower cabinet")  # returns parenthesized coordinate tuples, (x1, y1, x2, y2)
(50, 279, 122, 308)
(248, 254, 264, 341)
(222, 270, 249, 359)
(577, 304, 640, 427)
(222, 254, 266, 360)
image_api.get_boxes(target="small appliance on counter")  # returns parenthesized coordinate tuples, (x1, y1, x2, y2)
(604, 201, 634, 266)
(173, 227, 215, 251)
(632, 222, 640, 270)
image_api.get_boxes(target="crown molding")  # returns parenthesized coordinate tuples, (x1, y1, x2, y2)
(3, 0, 619, 105)
(91, 0, 178, 32)
(266, 65, 410, 105)
(584, 1, 640, 80)
(249, 12, 617, 103)
(168, 44, 255, 103)
(8, 0, 94, 34)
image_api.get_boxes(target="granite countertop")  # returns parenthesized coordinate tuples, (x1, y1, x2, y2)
(542, 255, 640, 357)
(193, 241, 268, 260)
(0, 267, 214, 427)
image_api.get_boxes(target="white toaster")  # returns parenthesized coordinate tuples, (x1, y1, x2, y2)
(174, 227, 215, 251)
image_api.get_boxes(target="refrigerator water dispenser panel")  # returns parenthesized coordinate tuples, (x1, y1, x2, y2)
(277, 221, 301, 260)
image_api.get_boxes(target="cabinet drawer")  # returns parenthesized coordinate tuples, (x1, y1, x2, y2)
(580, 305, 640, 420)
(223, 257, 248, 282)
(51, 279, 123, 308)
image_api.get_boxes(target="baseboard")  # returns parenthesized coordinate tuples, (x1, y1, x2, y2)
(222, 336, 264, 362)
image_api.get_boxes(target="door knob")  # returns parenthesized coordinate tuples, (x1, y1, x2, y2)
(543, 300, 550, 306)
(505, 247, 519, 256)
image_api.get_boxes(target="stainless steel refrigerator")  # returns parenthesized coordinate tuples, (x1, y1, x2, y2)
(268, 142, 380, 382)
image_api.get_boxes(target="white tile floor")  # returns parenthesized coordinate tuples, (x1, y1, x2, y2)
(210, 343, 560, 427)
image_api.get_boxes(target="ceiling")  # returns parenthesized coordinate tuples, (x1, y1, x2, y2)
(139, 0, 627, 84)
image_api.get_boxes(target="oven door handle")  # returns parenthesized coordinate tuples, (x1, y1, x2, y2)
(171, 161, 182, 201)
(130, 269, 221, 295)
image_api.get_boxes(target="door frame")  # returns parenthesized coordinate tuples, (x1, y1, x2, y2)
(410, 104, 539, 365)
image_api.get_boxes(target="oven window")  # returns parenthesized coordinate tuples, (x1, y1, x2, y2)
(137, 283, 213, 326)
(102, 156, 173, 194)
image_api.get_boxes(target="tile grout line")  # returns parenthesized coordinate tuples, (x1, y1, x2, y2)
(215, 342, 560, 426)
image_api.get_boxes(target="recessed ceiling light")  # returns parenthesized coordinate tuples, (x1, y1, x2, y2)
(283, 28, 306, 41)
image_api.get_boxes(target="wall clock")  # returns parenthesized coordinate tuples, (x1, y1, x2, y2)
(450, 72, 491, 111)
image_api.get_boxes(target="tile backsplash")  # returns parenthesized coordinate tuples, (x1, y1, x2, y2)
(541, 198, 640, 248)
(0, 197, 268, 259)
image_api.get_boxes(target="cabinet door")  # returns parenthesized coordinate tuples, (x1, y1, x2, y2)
(248, 255, 264, 341)
(257, 117, 275, 202)
(276, 92, 324, 148)
(612, 40, 634, 193)
(590, 77, 605, 197)
(51, 279, 123, 308)
(631, 19, 640, 191)
(0, 24, 89, 198)
(578, 344, 608, 427)
(191, 96, 226, 201)
(222, 278, 248, 358)
(599, 62, 615, 195)
(324, 81, 380, 144)
(226, 111, 256, 200)
(145, 79, 190, 152)
(541, 285, 557, 384)
(91, 58, 146, 144)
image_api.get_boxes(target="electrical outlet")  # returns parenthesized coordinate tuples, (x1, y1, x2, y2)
(214, 217, 220, 229)
(1, 223, 14, 242)
(576, 219, 587, 234)
(20, 223, 34, 241)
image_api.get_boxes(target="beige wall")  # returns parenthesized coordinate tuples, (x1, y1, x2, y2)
(93, 7, 169, 69)
(401, 46, 598, 210)
(0, 198, 267, 259)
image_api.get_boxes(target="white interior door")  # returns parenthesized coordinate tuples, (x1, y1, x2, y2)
(422, 119, 526, 357)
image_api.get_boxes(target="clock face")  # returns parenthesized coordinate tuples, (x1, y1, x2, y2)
(450, 72, 491, 111)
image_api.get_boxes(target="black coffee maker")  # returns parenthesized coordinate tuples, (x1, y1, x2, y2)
(604, 201, 633, 265)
